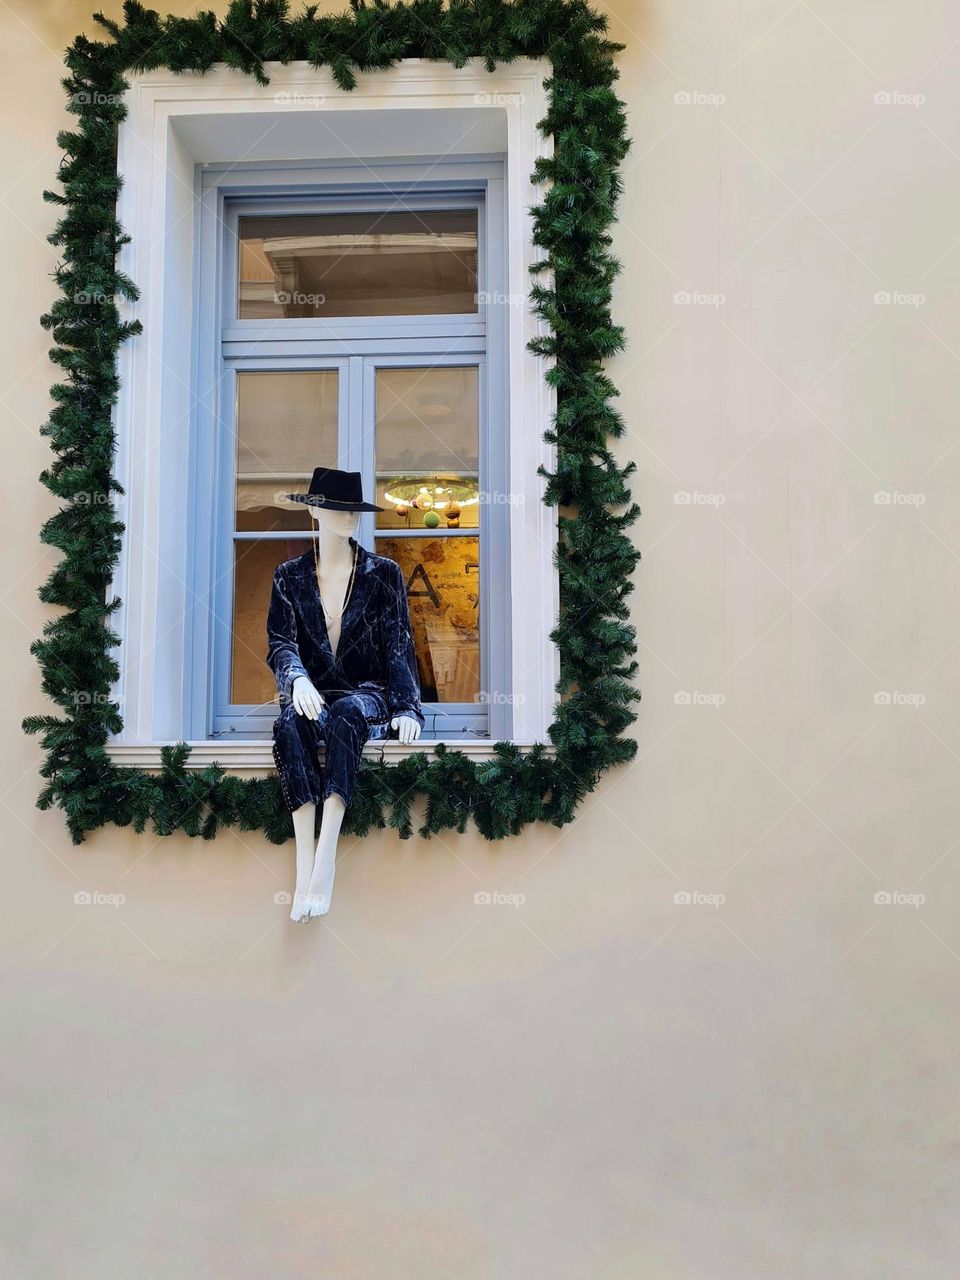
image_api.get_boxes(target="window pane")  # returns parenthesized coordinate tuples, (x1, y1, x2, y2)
(238, 209, 478, 319)
(376, 535, 480, 704)
(231, 537, 314, 706)
(374, 366, 479, 531)
(235, 370, 338, 533)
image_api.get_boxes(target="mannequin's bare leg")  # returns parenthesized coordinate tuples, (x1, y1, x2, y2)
(304, 793, 347, 917)
(290, 802, 317, 923)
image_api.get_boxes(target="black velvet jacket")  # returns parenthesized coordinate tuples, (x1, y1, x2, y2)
(266, 537, 425, 729)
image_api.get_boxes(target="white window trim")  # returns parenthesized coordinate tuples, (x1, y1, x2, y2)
(107, 58, 557, 772)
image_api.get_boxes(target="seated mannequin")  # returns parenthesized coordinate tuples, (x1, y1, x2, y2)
(266, 467, 424, 922)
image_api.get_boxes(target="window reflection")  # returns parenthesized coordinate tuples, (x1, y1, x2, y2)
(238, 209, 478, 319)
(234, 370, 338, 533)
(376, 535, 480, 704)
(374, 366, 479, 531)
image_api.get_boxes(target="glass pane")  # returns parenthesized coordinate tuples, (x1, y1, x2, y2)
(376, 535, 480, 704)
(231, 537, 314, 706)
(374, 366, 479, 531)
(235, 370, 338, 532)
(238, 209, 478, 319)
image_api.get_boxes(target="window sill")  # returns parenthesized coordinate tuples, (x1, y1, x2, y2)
(105, 739, 554, 772)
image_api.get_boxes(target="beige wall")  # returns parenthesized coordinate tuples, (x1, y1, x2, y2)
(3, 1, 957, 1275)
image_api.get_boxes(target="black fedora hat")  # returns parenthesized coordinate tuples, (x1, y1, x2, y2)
(286, 467, 384, 512)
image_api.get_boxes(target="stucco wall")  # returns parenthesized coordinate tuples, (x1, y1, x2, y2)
(3, 2, 957, 1276)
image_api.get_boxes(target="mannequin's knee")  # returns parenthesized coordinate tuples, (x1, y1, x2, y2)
(326, 699, 372, 748)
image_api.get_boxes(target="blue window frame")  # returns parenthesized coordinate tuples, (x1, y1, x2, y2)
(187, 159, 510, 743)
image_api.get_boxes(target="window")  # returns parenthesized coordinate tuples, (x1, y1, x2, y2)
(236, 207, 479, 317)
(204, 180, 503, 739)
(373, 363, 481, 709)
(108, 61, 556, 768)
(229, 367, 339, 706)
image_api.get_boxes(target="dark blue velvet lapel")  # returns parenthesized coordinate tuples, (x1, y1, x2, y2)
(311, 540, 360, 665)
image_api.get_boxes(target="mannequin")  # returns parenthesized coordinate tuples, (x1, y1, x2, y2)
(266, 468, 424, 923)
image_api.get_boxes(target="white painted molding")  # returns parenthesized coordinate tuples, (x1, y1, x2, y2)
(106, 738, 556, 772)
(110, 57, 558, 758)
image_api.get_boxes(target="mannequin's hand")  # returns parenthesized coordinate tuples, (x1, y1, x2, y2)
(292, 675, 324, 721)
(392, 715, 422, 745)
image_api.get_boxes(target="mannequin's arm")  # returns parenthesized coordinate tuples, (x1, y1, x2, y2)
(265, 565, 310, 702)
(381, 561, 425, 737)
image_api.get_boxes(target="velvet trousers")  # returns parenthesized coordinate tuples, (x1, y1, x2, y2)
(272, 689, 390, 812)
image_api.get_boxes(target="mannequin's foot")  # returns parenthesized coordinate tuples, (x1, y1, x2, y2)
(303, 847, 335, 919)
(289, 887, 311, 923)
(303, 890, 330, 919)
(303, 866, 333, 917)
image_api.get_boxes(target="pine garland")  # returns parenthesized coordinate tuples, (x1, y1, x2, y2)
(24, 0, 640, 845)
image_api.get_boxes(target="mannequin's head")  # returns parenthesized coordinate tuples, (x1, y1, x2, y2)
(310, 505, 360, 540)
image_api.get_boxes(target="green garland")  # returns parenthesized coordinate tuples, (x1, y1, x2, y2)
(24, 0, 640, 845)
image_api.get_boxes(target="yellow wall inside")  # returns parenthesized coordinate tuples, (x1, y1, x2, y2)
(3, 2, 957, 1276)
